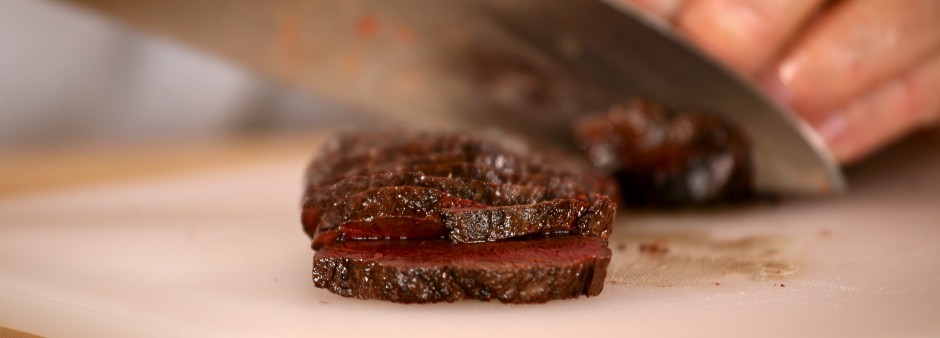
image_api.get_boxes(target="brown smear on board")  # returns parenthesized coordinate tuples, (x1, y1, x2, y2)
(606, 229, 799, 287)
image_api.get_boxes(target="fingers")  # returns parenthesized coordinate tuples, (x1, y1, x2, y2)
(674, 0, 825, 74)
(764, 0, 940, 124)
(816, 53, 940, 164)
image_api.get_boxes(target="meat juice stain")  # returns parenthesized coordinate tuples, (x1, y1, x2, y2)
(605, 230, 798, 287)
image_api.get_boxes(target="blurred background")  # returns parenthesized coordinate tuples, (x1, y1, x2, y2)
(0, 0, 400, 196)
(0, 0, 360, 149)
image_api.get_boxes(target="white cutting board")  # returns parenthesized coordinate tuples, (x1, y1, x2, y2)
(1, 132, 939, 337)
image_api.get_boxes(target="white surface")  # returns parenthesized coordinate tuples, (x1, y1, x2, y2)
(1, 134, 939, 337)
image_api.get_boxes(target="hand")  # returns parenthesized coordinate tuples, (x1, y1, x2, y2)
(623, 0, 940, 164)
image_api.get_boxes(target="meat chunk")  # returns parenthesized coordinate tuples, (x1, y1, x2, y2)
(303, 131, 618, 247)
(308, 186, 484, 249)
(306, 130, 618, 198)
(444, 195, 614, 243)
(303, 130, 618, 303)
(312, 235, 611, 303)
(308, 186, 613, 249)
(575, 99, 753, 206)
(304, 172, 555, 224)
(310, 159, 614, 198)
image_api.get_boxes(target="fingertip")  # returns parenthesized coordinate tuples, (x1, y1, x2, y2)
(816, 53, 940, 165)
(676, 0, 766, 73)
(815, 111, 848, 145)
(758, 70, 794, 108)
(813, 112, 854, 163)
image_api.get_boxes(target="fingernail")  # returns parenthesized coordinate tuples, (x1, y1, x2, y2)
(758, 70, 793, 108)
(815, 112, 848, 145)
(814, 112, 851, 163)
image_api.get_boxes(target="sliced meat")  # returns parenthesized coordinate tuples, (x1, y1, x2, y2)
(307, 150, 537, 194)
(312, 235, 611, 303)
(307, 142, 506, 182)
(311, 161, 615, 201)
(573, 194, 617, 238)
(443, 195, 614, 243)
(305, 131, 617, 199)
(303, 130, 619, 303)
(308, 186, 611, 249)
(308, 132, 503, 182)
(309, 186, 484, 249)
(306, 172, 554, 209)
(316, 131, 489, 161)
(576, 99, 753, 206)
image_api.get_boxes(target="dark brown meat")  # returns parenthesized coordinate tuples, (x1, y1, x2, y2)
(575, 99, 753, 206)
(301, 131, 619, 247)
(310, 161, 617, 194)
(312, 235, 611, 303)
(309, 186, 485, 249)
(310, 161, 616, 202)
(309, 186, 613, 249)
(573, 194, 617, 238)
(314, 131, 491, 165)
(303, 130, 618, 303)
(303, 172, 559, 239)
(443, 195, 614, 243)
(307, 172, 556, 206)
(307, 143, 511, 184)
(306, 131, 617, 199)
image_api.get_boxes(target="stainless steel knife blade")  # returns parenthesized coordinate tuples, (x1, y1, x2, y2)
(67, 0, 845, 194)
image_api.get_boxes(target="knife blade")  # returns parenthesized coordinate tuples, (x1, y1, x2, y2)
(67, 0, 845, 194)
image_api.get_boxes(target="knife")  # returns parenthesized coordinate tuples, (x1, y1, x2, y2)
(66, 0, 845, 195)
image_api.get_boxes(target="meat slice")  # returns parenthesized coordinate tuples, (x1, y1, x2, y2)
(306, 172, 556, 206)
(576, 99, 752, 206)
(311, 161, 616, 201)
(302, 130, 620, 249)
(308, 186, 612, 249)
(306, 131, 618, 199)
(312, 235, 611, 303)
(303, 172, 559, 239)
(316, 131, 493, 162)
(307, 144, 515, 184)
(303, 130, 619, 303)
(308, 132, 506, 182)
(309, 186, 484, 249)
(573, 194, 617, 238)
(443, 195, 615, 243)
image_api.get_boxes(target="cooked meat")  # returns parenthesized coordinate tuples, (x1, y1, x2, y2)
(312, 235, 611, 303)
(309, 186, 484, 249)
(307, 132, 508, 183)
(309, 186, 613, 249)
(303, 130, 618, 303)
(303, 131, 618, 247)
(311, 159, 614, 197)
(303, 173, 558, 239)
(444, 195, 614, 243)
(306, 131, 617, 198)
(306, 172, 556, 206)
(575, 99, 752, 206)
(571, 193, 617, 238)
(307, 149, 525, 186)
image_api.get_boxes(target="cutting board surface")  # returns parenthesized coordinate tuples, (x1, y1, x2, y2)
(1, 132, 939, 337)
